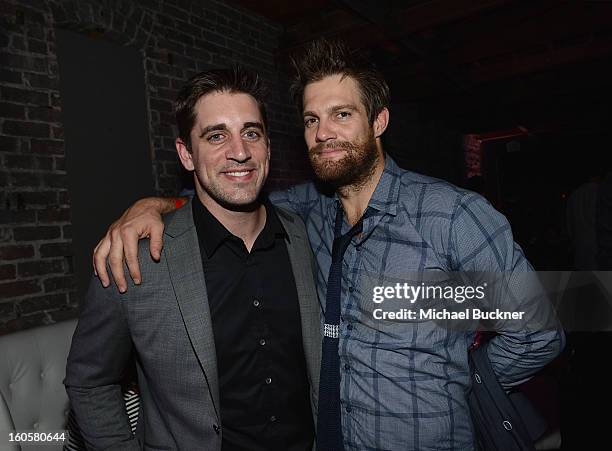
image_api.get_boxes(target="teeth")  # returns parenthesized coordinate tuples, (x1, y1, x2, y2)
(226, 171, 250, 176)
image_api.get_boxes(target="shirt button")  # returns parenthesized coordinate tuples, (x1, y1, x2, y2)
(259, 338, 266, 346)
(253, 299, 260, 307)
(344, 363, 350, 371)
(347, 323, 353, 331)
(270, 415, 277, 422)
(213, 423, 220, 434)
(265, 377, 272, 385)
(349, 286, 354, 293)
(345, 405, 352, 413)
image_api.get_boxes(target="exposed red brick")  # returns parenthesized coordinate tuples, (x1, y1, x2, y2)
(0, 264, 16, 280)
(39, 241, 72, 258)
(0, 244, 34, 260)
(0, 279, 41, 297)
(17, 258, 64, 277)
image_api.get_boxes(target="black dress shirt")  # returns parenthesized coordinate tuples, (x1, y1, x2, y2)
(192, 196, 314, 451)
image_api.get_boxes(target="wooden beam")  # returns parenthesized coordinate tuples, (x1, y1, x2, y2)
(228, 0, 330, 26)
(341, 0, 515, 37)
(435, 0, 559, 52)
(334, 0, 499, 93)
(285, 8, 364, 44)
(446, 3, 612, 66)
(386, 52, 612, 107)
(469, 37, 612, 83)
(280, 0, 520, 57)
(280, 0, 514, 62)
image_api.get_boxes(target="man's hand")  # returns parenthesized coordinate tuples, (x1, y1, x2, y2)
(93, 197, 184, 292)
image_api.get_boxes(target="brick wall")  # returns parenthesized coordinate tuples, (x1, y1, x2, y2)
(0, 0, 312, 334)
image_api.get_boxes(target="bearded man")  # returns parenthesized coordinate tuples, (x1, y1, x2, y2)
(92, 40, 563, 450)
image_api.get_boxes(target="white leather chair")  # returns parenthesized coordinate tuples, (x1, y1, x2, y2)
(0, 319, 76, 451)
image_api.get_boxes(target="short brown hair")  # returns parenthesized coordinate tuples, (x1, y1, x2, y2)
(175, 66, 268, 149)
(290, 39, 389, 124)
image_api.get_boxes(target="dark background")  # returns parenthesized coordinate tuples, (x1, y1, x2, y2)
(1, 0, 609, 328)
(1, 1, 610, 449)
(0, 0, 313, 329)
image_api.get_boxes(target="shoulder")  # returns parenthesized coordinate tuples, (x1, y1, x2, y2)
(392, 169, 510, 255)
(283, 181, 335, 206)
(136, 201, 194, 268)
(398, 169, 473, 213)
(274, 205, 314, 250)
(273, 205, 307, 233)
(393, 168, 491, 233)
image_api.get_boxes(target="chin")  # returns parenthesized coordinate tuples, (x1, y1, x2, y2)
(216, 191, 261, 211)
(312, 162, 347, 181)
(200, 176, 265, 211)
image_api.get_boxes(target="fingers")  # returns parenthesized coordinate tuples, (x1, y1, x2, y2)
(108, 227, 128, 293)
(149, 222, 165, 261)
(124, 226, 142, 286)
(93, 222, 145, 292)
(93, 235, 112, 287)
(91, 198, 167, 292)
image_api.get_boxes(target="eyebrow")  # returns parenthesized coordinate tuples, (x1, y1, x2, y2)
(199, 121, 265, 138)
(199, 124, 227, 138)
(303, 104, 359, 117)
(243, 121, 265, 132)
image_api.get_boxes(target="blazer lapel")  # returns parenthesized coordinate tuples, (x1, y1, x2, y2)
(276, 208, 322, 399)
(164, 201, 220, 421)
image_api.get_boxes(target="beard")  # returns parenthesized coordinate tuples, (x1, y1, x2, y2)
(308, 130, 379, 189)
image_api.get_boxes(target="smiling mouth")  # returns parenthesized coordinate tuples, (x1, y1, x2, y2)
(222, 168, 255, 179)
(226, 170, 251, 176)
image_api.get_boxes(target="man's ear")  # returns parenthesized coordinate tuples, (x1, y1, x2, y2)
(373, 107, 390, 138)
(176, 138, 194, 171)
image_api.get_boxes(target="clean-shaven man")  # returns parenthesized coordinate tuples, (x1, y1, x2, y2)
(65, 67, 320, 451)
(92, 41, 563, 450)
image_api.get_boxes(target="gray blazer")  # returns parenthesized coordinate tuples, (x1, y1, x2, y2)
(65, 200, 321, 451)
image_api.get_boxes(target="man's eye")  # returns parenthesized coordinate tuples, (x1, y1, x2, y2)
(207, 133, 225, 142)
(337, 111, 351, 119)
(243, 130, 261, 140)
(304, 117, 317, 128)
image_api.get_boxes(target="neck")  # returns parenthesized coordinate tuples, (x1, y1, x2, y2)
(196, 186, 266, 252)
(337, 148, 385, 225)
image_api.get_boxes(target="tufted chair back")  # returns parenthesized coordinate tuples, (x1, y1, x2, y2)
(0, 319, 77, 451)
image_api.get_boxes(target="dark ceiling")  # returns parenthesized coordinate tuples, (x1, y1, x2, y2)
(230, 0, 612, 133)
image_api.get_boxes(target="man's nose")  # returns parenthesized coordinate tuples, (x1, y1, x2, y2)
(226, 137, 251, 162)
(315, 118, 337, 143)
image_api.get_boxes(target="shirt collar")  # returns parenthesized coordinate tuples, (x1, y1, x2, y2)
(365, 155, 401, 216)
(192, 194, 287, 258)
(192, 195, 232, 258)
(257, 196, 289, 249)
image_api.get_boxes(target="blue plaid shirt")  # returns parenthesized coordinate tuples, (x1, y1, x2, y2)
(270, 156, 562, 450)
